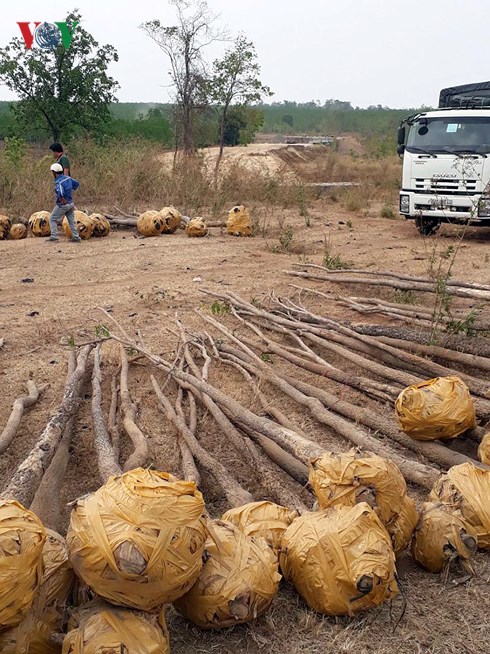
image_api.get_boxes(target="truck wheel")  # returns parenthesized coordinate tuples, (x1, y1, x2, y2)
(415, 217, 440, 236)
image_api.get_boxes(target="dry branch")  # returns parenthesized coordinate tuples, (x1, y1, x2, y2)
(198, 310, 439, 489)
(108, 373, 120, 462)
(174, 386, 201, 485)
(1, 345, 94, 508)
(285, 269, 490, 300)
(151, 375, 253, 507)
(119, 345, 149, 471)
(0, 380, 47, 455)
(92, 344, 122, 483)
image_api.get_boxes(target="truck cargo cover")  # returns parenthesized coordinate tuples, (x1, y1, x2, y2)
(439, 81, 490, 108)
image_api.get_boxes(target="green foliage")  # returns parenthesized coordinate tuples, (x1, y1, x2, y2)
(380, 205, 396, 219)
(272, 225, 294, 253)
(0, 10, 119, 141)
(394, 289, 416, 304)
(109, 108, 173, 144)
(211, 300, 230, 315)
(323, 245, 352, 270)
(222, 105, 264, 146)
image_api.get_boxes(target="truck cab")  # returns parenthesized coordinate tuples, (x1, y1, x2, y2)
(398, 82, 490, 234)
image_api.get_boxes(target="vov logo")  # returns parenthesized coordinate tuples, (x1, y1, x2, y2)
(17, 21, 79, 50)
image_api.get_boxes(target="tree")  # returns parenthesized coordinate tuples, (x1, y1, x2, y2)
(141, 0, 227, 156)
(223, 106, 264, 146)
(210, 35, 272, 173)
(0, 11, 119, 142)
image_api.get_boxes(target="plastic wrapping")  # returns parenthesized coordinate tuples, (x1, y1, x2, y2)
(186, 217, 208, 237)
(0, 215, 11, 240)
(28, 211, 51, 237)
(9, 224, 27, 240)
(395, 376, 476, 441)
(430, 462, 490, 549)
(136, 211, 164, 237)
(42, 529, 74, 607)
(67, 468, 207, 610)
(174, 520, 281, 629)
(62, 602, 170, 654)
(62, 211, 94, 240)
(386, 495, 419, 556)
(0, 501, 46, 629)
(477, 432, 490, 465)
(89, 213, 111, 237)
(0, 607, 61, 653)
(280, 503, 398, 616)
(222, 501, 298, 553)
(160, 206, 182, 233)
(227, 205, 252, 237)
(412, 502, 477, 573)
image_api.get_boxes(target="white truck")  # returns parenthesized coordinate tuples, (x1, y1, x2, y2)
(397, 81, 490, 234)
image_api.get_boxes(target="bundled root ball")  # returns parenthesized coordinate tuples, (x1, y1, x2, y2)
(62, 211, 94, 240)
(430, 462, 490, 549)
(9, 224, 27, 240)
(309, 450, 418, 554)
(28, 211, 51, 237)
(67, 468, 207, 610)
(395, 376, 476, 441)
(222, 501, 298, 554)
(42, 529, 74, 607)
(280, 503, 398, 616)
(227, 205, 251, 237)
(412, 502, 477, 573)
(186, 217, 208, 237)
(0, 606, 61, 654)
(174, 520, 281, 629)
(160, 206, 182, 233)
(62, 601, 170, 654)
(0, 215, 12, 240)
(477, 432, 490, 465)
(136, 210, 164, 237)
(89, 213, 111, 237)
(0, 501, 46, 629)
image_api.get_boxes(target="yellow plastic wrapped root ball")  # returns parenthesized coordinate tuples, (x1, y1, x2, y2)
(9, 223, 27, 240)
(42, 529, 75, 607)
(0, 215, 11, 240)
(280, 503, 398, 616)
(430, 462, 490, 549)
(0, 606, 61, 654)
(136, 210, 164, 237)
(67, 468, 207, 610)
(62, 211, 94, 240)
(412, 502, 477, 573)
(227, 205, 252, 237)
(477, 432, 490, 465)
(174, 520, 281, 629)
(62, 602, 170, 654)
(0, 501, 46, 629)
(395, 376, 476, 441)
(28, 211, 51, 237)
(89, 213, 111, 237)
(222, 501, 298, 553)
(186, 217, 208, 237)
(309, 450, 417, 554)
(160, 206, 182, 233)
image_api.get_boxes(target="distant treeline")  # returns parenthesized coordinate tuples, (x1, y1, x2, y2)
(0, 99, 429, 147)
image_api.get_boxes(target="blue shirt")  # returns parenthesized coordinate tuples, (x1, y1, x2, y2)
(54, 174, 80, 205)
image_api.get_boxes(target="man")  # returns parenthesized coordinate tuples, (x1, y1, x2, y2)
(47, 163, 81, 243)
(49, 142, 71, 175)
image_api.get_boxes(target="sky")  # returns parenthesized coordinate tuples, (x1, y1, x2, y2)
(1, 0, 490, 108)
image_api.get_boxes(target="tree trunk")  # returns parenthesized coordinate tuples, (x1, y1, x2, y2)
(119, 345, 149, 471)
(0, 345, 94, 508)
(0, 380, 46, 455)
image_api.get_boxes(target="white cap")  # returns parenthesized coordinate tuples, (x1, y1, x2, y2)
(50, 163, 63, 172)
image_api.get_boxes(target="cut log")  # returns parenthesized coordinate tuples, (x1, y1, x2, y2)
(119, 345, 149, 471)
(174, 386, 201, 486)
(0, 345, 94, 507)
(108, 373, 120, 462)
(0, 380, 47, 455)
(92, 344, 122, 483)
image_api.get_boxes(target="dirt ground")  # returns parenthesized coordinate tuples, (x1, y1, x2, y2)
(1, 196, 490, 653)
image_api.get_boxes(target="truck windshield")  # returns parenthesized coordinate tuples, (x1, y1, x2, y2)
(406, 117, 490, 154)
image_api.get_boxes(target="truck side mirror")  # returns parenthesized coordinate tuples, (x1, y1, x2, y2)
(397, 144, 405, 156)
(397, 126, 406, 146)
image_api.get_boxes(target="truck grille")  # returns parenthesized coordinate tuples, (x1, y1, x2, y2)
(414, 178, 478, 193)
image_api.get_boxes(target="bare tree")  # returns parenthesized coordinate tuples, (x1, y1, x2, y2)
(141, 0, 227, 155)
